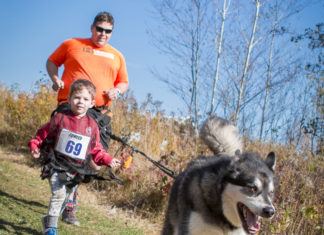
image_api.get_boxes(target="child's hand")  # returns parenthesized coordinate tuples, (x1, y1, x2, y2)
(31, 149, 40, 159)
(89, 158, 101, 170)
(110, 158, 121, 168)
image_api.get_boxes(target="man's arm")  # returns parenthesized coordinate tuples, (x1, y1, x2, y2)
(46, 59, 64, 91)
(115, 82, 129, 95)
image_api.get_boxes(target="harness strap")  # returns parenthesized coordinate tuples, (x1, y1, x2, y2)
(109, 132, 178, 179)
(94, 168, 125, 185)
(48, 103, 177, 180)
(97, 110, 112, 135)
(97, 109, 112, 122)
(41, 148, 124, 185)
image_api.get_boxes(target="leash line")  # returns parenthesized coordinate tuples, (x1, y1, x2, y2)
(109, 132, 178, 179)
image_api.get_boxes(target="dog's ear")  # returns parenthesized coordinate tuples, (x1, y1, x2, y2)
(227, 159, 241, 180)
(265, 152, 276, 172)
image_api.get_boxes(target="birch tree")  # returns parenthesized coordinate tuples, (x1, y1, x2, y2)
(149, 0, 213, 133)
(149, 0, 316, 149)
(233, 0, 260, 125)
(253, 0, 313, 142)
(292, 23, 324, 153)
(209, 0, 231, 116)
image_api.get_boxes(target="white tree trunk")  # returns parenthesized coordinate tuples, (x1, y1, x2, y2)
(209, 0, 231, 116)
(233, 0, 260, 125)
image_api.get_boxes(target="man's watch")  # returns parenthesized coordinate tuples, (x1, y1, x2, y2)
(115, 88, 122, 97)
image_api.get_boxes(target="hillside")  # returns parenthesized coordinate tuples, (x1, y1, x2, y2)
(0, 84, 322, 234)
(0, 147, 160, 235)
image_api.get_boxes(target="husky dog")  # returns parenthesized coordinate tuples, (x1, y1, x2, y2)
(162, 117, 276, 235)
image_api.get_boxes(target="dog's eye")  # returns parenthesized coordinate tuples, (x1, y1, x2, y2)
(249, 186, 258, 193)
(269, 191, 274, 198)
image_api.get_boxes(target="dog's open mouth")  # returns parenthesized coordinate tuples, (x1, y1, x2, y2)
(237, 203, 261, 234)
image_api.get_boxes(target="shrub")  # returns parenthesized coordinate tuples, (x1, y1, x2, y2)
(0, 84, 56, 148)
(1, 84, 322, 234)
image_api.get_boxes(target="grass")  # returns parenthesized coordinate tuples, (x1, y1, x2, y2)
(1, 85, 323, 234)
(0, 147, 159, 235)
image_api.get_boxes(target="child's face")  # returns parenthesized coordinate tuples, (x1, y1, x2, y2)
(68, 88, 94, 118)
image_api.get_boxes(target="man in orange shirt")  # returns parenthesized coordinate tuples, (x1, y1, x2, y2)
(46, 12, 128, 226)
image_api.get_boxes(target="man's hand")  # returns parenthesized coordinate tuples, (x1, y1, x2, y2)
(52, 79, 64, 91)
(46, 59, 64, 91)
(104, 88, 121, 100)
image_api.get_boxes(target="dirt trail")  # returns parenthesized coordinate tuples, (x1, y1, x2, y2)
(0, 147, 161, 235)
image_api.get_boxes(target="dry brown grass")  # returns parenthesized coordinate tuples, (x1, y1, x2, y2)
(0, 146, 159, 234)
(1, 84, 323, 234)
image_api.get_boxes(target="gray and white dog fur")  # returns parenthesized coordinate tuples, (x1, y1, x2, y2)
(162, 117, 277, 235)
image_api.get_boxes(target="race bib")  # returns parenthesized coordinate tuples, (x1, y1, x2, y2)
(55, 128, 90, 160)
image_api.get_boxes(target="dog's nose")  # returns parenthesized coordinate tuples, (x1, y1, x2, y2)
(263, 207, 275, 218)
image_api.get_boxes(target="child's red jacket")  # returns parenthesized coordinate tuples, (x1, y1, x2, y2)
(28, 111, 114, 167)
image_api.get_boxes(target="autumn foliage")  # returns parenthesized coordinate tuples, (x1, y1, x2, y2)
(0, 83, 322, 234)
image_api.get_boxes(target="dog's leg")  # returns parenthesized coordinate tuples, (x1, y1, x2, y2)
(177, 211, 191, 235)
(161, 216, 175, 235)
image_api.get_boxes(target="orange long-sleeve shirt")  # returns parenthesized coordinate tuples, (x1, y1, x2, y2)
(49, 38, 128, 107)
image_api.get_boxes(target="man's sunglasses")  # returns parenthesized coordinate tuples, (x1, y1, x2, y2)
(95, 26, 113, 34)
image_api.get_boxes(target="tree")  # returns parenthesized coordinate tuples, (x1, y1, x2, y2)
(292, 23, 324, 153)
(149, 0, 317, 151)
(233, 0, 260, 125)
(149, 0, 214, 133)
(219, 0, 311, 143)
(209, 0, 231, 116)
(258, 0, 308, 141)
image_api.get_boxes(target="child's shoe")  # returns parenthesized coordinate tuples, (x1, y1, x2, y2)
(42, 227, 57, 235)
(42, 216, 57, 235)
(42, 216, 48, 231)
(62, 200, 80, 226)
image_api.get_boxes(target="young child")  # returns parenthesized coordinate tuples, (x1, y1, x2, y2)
(28, 79, 120, 235)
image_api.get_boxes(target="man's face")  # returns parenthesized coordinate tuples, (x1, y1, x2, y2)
(91, 21, 113, 47)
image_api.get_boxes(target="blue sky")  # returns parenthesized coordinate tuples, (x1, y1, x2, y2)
(0, 0, 323, 115)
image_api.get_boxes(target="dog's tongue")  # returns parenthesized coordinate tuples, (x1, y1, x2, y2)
(247, 210, 261, 233)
